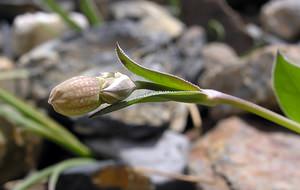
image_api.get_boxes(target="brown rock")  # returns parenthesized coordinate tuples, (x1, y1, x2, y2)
(189, 117, 300, 190)
(181, 0, 253, 54)
(0, 110, 41, 184)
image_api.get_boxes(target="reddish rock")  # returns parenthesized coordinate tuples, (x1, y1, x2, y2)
(189, 117, 300, 190)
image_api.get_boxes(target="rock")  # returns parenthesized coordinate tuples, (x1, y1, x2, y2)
(83, 130, 190, 184)
(198, 42, 240, 91)
(199, 44, 300, 118)
(181, 0, 254, 54)
(0, 57, 14, 70)
(173, 26, 206, 83)
(13, 12, 89, 55)
(177, 26, 206, 57)
(261, 0, 300, 40)
(0, 106, 41, 184)
(0, 1, 40, 21)
(56, 160, 195, 190)
(0, 57, 21, 95)
(110, 1, 184, 41)
(245, 23, 286, 45)
(56, 161, 154, 190)
(201, 42, 239, 68)
(226, 0, 269, 15)
(189, 117, 300, 190)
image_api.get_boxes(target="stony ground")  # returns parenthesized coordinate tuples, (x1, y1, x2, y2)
(1, 0, 300, 190)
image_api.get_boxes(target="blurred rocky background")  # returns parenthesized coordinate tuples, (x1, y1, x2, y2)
(1, 0, 300, 190)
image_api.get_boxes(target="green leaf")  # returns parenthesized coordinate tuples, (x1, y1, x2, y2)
(0, 88, 92, 157)
(43, 0, 82, 31)
(116, 43, 201, 91)
(79, 0, 102, 26)
(14, 158, 95, 190)
(91, 90, 211, 117)
(273, 52, 300, 123)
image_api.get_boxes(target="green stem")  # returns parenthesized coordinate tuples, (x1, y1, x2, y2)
(211, 90, 300, 134)
(14, 158, 95, 190)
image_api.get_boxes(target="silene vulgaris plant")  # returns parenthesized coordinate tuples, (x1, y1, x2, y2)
(11, 44, 300, 190)
(49, 43, 300, 134)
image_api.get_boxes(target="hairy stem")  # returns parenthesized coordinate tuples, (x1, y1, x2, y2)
(207, 89, 300, 134)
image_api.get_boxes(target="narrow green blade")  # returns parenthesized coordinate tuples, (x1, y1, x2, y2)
(79, 0, 102, 26)
(116, 44, 201, 91)
(0, 88, 92, 157)
(90, 90, 209, 117)
(43, 0, 82, 31)
(273, 52, 300, 123)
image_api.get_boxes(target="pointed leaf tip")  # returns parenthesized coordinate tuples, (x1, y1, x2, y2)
(115, 44, 201, 91)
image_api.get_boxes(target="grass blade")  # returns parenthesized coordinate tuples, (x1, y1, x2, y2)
(79, 0, 102, 26)
(0, 88, 92, 157)
(43, 0, 82, 31)
(15, 158, 95, 190)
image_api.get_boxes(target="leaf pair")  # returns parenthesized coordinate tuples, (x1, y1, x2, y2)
(93, 44, 300, 129)
(91, 44, 205, 117)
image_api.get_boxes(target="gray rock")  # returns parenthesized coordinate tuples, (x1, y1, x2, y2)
(181, 0, 254, 54)
(245, 23, 286, 45)
(110, 0, 184, 41)
(189, 117, 300, 190)
(198, 42, 240, 89)
(177, 26, 206, 57)
(261, 0, 300, 40)
(199, 44, 300, 118)
(84, 130, 190, 183)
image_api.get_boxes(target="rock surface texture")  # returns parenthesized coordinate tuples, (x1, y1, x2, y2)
(261, 0, 300, 40)
(181, 0, 253, 54)
(189, 117, 300, 190)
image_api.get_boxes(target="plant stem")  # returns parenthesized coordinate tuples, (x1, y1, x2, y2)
(14, 158, 95, 190)
(213, 90, 300, 134)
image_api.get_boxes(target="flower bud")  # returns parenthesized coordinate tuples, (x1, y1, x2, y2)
(97, 72, 136, 104)
(48, 72, 136, 117)
(48, 76, 101, 116)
